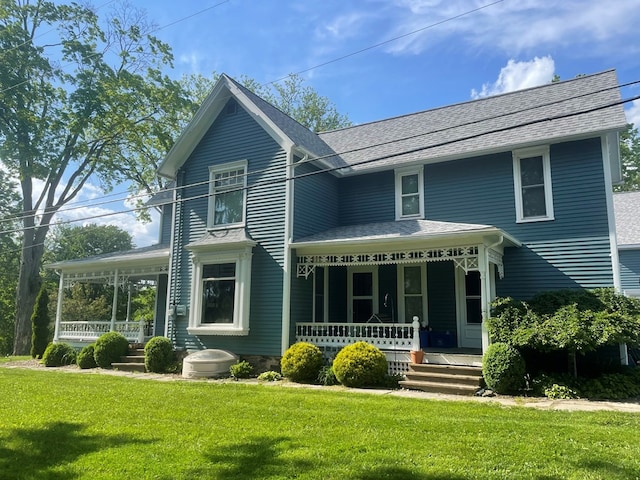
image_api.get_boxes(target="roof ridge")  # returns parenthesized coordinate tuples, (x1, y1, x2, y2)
(319, 69, 617, 137)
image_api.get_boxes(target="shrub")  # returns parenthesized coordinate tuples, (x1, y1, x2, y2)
(257, 370, 282, 382)
(30, 286, 50, 359)
(93, 331, 129, 368)
(42, 342, 77, 367)
(482, 342, 526, 394)
(230, 360, 253, 379)
(317, 365, 338, 386)
(144, 336, 175, 373)
(281, 342, 323, 383)
(77, 344, 98, 369)
(544, 384, 579, 400)
(332, 341, 388, 388)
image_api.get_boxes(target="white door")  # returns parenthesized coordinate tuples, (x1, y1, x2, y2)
(456, 269, 482, 348)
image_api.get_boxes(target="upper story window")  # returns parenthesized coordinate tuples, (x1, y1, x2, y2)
(395, 167, 424, 220)
(512, 147, 554, 222)
(209, 160, 247, 229)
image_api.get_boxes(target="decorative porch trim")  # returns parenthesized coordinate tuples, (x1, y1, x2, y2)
(487, 248, 505, 279)
(297, 245, 479, 278)
(61, 265, 169, 287)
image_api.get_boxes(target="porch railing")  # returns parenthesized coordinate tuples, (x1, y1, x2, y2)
(295, 321, 420, 352)
(58, 320, 146, 343)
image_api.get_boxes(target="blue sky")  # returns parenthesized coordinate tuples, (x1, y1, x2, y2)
(61, 0, 640, 246)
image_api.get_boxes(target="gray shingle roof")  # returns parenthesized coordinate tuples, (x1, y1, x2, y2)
(318, 70, 627, 175)
(45, 244, 170, 270)
(293, 219, 517, 245)
(614, 191, 640, 247)
(185, 228, 256, 251)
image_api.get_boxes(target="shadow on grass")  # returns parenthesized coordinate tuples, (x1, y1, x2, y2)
(354, 468, 467, 480)
(0, 421, 152, 480)
(180, 436, 314, 479)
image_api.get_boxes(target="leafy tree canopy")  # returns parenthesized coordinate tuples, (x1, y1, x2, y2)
(615, 124, 640, 192)
(47, 224, 133, 263)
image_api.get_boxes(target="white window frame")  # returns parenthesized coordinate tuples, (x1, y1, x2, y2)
(512, 146, 554, 223)
(187, 247, 253, 335)
(396, 264, 428, 325)
(395, 166, 424, 220)
(208, 160, 248, 230)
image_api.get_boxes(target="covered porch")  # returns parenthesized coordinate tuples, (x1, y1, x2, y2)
(292, 219, 520, 369)
(46, 245, 170, 346)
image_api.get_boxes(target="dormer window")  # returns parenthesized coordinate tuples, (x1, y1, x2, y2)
(208, 160, 247, 229)
(513, 147, 554, 222)
(395, 167, 424, 220)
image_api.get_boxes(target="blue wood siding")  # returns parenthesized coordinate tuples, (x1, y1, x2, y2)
(158, 204, 172, 246)
(338, 171, 395, 225)
(293, 163, 339, 239)
(168, 101, 287, 356)
(620, 249, 640, 293)
(427, 262, 457, 333)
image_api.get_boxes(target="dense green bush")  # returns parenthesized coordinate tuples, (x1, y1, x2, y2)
(30, 286, 50, 359)
(230, 360, 253, 379)
(77, 344, 98, 369)
(482, 342, 526, 394)
(257, 370, 282, 382)
(93, 331, 129, 368)
(42, 342, 77, 367)
(532, 368, 640, 400)
(332, 341, 388, 388)
(144, 336, 175, 373)
(280, 342, 323, 383)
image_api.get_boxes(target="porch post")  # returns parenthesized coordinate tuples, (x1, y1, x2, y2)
(110, 269, 119, 332)
(125, 281, 132, 322)
(478, 245, 491, 353)
(53, 271, 64, 342)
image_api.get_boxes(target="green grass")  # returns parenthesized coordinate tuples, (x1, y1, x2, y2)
(1, 369, 640, 479)
(0, 355, 30, 364)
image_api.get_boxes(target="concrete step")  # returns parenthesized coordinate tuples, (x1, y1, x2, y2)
(411, 363, 483, 377)
(112, 362, 146, 373)
(399, 380, 479, 396)
(405, 371, 482, 387)
(119, 355, 145, 364)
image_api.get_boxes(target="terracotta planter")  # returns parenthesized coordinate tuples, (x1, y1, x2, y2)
(410, 350, 424, 364)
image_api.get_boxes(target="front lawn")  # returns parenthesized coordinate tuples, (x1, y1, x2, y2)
(1, 368, 639, 479)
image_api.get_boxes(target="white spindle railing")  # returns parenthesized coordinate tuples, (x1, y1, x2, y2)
(295, 321, 420, 351)
(58, 319, 147, 343)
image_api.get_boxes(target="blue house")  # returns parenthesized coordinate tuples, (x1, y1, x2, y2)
(49, 70, 628, 373)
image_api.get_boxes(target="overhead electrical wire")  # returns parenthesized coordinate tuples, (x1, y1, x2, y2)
(1, 91, 638, 240)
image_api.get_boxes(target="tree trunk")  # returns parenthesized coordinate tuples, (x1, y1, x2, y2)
(13, 238, 45, 355)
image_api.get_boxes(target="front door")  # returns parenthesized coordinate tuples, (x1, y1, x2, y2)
(347, 267, 378, 323)
(456, 269, 482, 348)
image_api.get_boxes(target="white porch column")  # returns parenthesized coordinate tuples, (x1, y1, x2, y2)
(125, 282, 132, 322)
(110, 269, 119, 332)
(478, 245, 491, 353)
(53, 271, 64, 342)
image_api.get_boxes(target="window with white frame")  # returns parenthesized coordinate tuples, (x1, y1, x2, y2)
(208, 160, 247, 228)
(188, 248, 253, 335)
(399, 264, 427, 325)
(395, 167, 424, 220)
(513, 147, 554, 222)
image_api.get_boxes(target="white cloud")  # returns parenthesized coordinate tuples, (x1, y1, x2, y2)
(471, 56, 555, 99)
(626, 99, 640, 127)
(178, 51, 205, 74)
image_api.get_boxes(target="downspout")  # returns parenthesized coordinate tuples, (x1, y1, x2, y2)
(281, 150, 298, 354)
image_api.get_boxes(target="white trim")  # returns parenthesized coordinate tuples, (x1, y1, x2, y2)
(208, 160, 248, 230)
(394, 166, 424, 220)
(347, 266, 379, 323)
(396, 264, 428, 325)
(187, 248, 253, 336)
(601, 135, 622, 292)
(512, 146, 554, 223)
(281, 150, 295, 354)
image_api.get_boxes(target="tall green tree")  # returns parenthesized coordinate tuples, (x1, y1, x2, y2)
(30, 285, 49, 359)
(0, 1, 191, 354)
(615, 124, 640, 192)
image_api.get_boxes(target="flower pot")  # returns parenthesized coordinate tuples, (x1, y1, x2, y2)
(410, 350, 424, 364)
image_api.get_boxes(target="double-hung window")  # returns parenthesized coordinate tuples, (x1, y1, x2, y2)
(513, 147, 554, 222)
(209, 160, 247, 228)
(395, 167, 424, 220)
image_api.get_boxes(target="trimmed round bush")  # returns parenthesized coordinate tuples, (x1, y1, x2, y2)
(230, 360, 254, 379)
(332, 341, 388, 388)
(93, 331, 129, 368)
(42, 342, 77, 367)
(144, 336, 175, 373)
(77, 344, 98, 369)
(482, 342, 526, 394)
(281, 342, 323, 382)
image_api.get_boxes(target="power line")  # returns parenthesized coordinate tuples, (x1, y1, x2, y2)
(3, 78, 638, 228)
(2, 92, 638, 239)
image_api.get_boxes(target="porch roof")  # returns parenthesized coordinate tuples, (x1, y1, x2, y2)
(45, 243, 170, 278)
(292, 219, 520, 250)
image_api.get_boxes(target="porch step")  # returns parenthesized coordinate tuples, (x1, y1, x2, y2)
(400, 363, 484, 396)
(111, 345, 146, 373)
